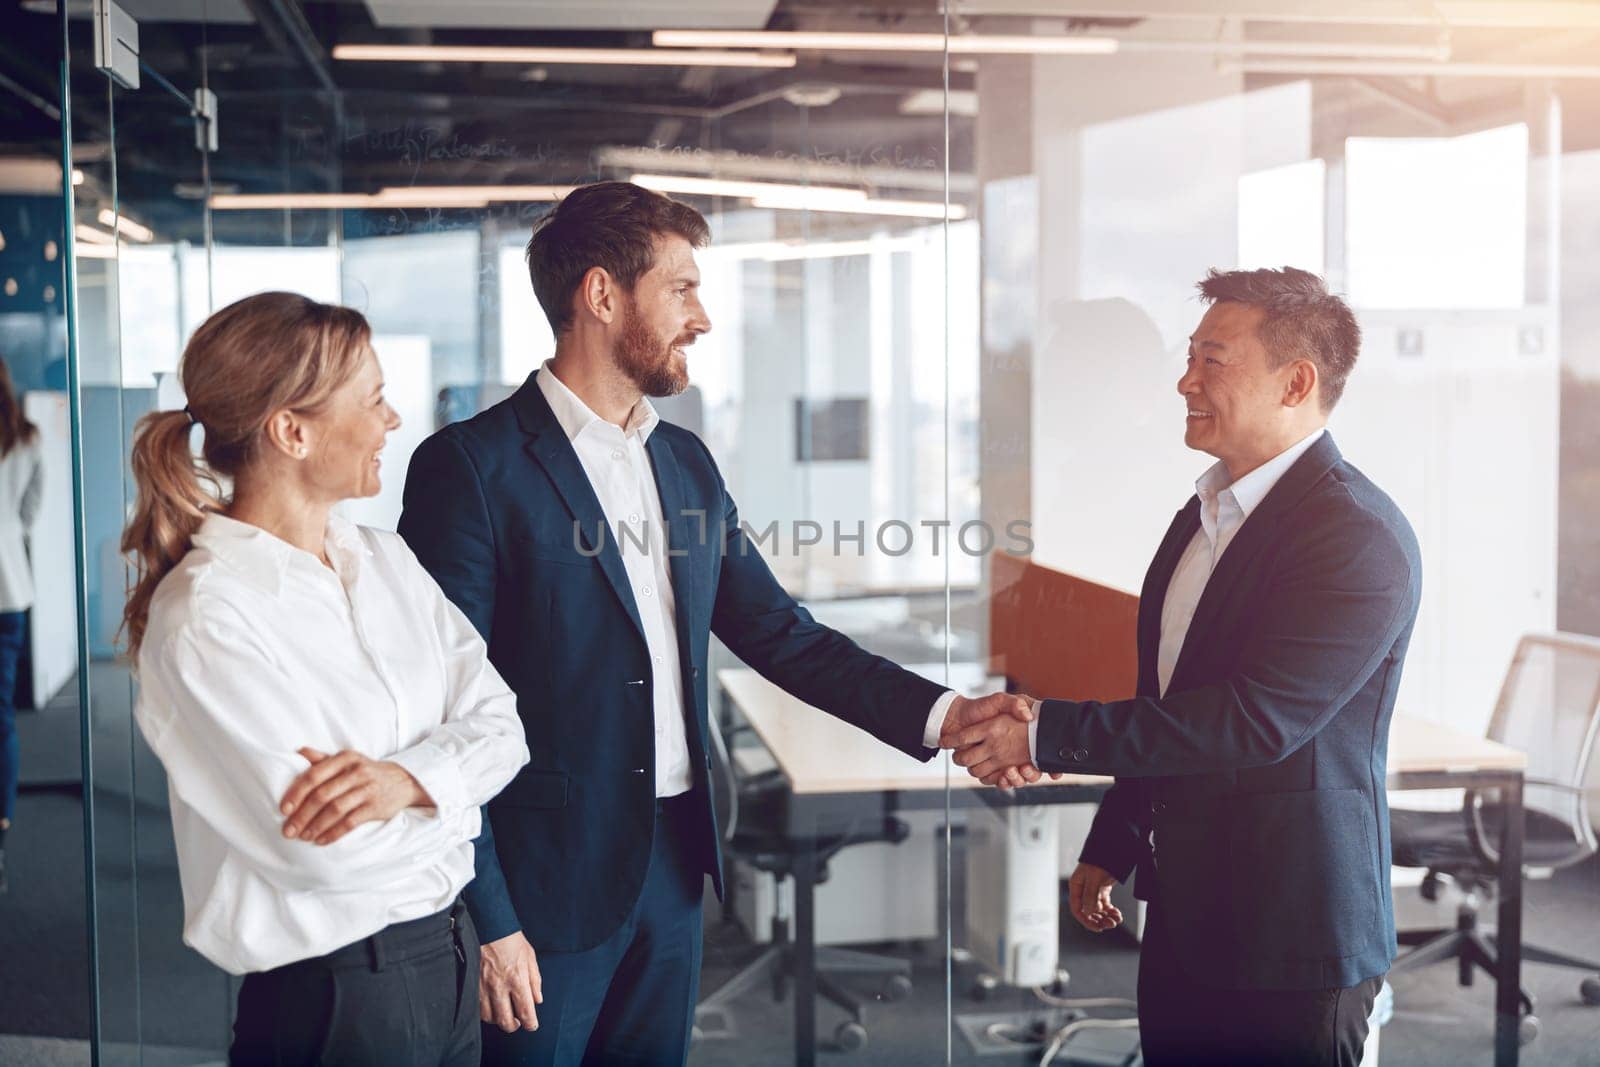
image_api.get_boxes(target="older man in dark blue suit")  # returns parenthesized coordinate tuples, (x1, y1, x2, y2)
(399, 181, 1029, 1067)
(947, 267, 1422, 1066)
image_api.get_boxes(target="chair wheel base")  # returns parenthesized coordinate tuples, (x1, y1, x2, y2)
(1518, 1015, 1539, 1046)
(834, 1020, 868, 1052)
(1580, 976, 1600, 1006)
(880, 974, 912, 1002)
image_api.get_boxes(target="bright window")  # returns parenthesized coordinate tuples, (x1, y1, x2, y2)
(1345, 122, 1528, 309)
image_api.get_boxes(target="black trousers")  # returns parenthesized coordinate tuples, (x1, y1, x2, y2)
(230, 899, 480, 1066)
(1137, 902, 1384, 1067)
(481, 791, 706, 1067)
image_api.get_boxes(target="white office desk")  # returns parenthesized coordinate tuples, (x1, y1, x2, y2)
(719, 666, 1109, 795)
(722, 666, 1525, 788)
(717, 667, 1531, 1067)
(1388, 714, 1527, 774)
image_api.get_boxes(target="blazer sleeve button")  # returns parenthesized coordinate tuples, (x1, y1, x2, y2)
(1073, 748, 1089, 762)
(1057, 747, 1071, 760)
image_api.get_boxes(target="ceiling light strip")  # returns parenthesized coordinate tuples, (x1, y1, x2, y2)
(97, 209, 154, 242)
(749, 197, 968, 220)
(652, 30, 1117, 55)
(211, 187, 574, 210)
(74, 223, 116, 245)
(375, 185, 573, 204)
(630, 173, 867, 203)
(654, 29, 1451, 61)
(211, 193, 382, 209)
(331, 44, 796, 69)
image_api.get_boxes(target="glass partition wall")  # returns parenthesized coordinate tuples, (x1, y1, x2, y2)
(962, 21, 1595, 1067)
(24, 2, 1600, 1064)
(58, 4, 231, 1059)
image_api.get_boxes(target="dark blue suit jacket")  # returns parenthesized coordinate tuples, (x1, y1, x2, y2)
(398, 372, 946, 952)
(1035, 433, 1422, 991)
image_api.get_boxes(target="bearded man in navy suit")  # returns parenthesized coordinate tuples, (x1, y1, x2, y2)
(399, 181, 1032, 1066)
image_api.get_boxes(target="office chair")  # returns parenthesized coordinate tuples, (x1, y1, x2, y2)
(1389, 632, 1600, 1045)
(693, 712, 914, 1053)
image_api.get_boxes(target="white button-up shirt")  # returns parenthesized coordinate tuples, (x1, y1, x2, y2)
(537, 364, 694, 797)
(134, 514, 528, 975)
(0, 436, 43, 612)
(1156, 428, 1326, 696)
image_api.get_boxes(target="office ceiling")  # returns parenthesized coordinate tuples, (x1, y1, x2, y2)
(2, 0, 1599, 247)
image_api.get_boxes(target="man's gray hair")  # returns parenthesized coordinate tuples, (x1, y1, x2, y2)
(1197, 267, 1360, 410)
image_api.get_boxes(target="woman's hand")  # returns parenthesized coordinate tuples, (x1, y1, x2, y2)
(279, 748, 432, 845)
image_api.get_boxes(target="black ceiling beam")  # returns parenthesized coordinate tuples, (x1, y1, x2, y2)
(241, 0, 338, 93)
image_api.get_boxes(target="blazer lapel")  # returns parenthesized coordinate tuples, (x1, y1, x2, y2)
(514, 375, 647, 643)
(644, 430, 698, 652)
(1166, 433, 1344, 690)
(1139, 498, 1201, 697)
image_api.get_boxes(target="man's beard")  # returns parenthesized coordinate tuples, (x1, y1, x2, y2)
(614, 302, 689, 398)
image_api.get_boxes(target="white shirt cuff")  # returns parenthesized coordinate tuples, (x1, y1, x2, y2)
(387, 743, 466, 818)
(924, 690, 961, 749)
(1028, 702, 1041, 765)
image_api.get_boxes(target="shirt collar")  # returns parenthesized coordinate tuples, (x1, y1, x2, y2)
(537, 360, 659, 444)
(1194, 427, 1326, 521)
(191, 512, 368, 596)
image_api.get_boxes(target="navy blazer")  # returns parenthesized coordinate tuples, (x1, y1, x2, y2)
(398, 372, 946, 952)
(1035, 433, 1422, 991)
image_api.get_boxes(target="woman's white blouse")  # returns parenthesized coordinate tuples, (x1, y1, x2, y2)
(134, 513, 529, 975)
(0, 436, 43, 612)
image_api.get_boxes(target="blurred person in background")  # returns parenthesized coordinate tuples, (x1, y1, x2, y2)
(0, 354, 43, 895)
(122, 292, 529, 1066)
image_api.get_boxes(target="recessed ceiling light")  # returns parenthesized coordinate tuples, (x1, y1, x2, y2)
(900, 89, 977, 117)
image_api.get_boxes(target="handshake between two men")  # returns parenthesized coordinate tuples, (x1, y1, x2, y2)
(936, 692, 1123, 935)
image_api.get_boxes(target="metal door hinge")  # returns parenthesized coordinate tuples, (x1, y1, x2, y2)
(93, 0, 140, 90)
(194, 87, 218, 152)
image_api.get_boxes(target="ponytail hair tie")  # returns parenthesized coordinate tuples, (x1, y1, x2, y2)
(182, 405, 197, 426)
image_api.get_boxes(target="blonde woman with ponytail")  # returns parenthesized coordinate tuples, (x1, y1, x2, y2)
(123, 291, 528, 1067)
